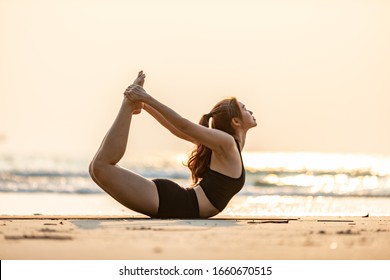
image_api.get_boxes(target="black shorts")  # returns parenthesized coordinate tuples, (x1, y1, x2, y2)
(152, 178, 200, 219)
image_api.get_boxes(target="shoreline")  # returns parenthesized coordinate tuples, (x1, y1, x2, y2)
(1, 215, 389, 260)
(2, 192, 390, 217)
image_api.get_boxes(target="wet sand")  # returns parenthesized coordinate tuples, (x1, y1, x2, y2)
(1, 215, 389, 259)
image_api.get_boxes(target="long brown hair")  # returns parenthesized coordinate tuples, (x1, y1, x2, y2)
(186, 97, 242, 185)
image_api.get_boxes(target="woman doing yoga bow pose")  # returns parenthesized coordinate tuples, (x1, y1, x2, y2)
(89, 71, 257, 218)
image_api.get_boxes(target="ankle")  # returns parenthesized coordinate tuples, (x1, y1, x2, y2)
(122, 98, 142, 114)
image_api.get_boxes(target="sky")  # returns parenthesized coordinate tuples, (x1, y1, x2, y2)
(1, 0, 390, 161)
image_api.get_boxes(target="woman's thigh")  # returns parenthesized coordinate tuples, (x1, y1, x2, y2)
(90, 163, 159, 216)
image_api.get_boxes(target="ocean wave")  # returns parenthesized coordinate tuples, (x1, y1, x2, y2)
(241, 185, 390, 198)
(1, 153, 390, 197)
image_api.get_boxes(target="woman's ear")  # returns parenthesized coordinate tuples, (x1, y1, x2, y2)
(231, 117, 241, 128)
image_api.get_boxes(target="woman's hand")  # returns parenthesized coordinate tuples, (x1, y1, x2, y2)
(124, 84, 151, 104)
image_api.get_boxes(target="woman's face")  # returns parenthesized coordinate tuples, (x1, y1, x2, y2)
(238, 102, 257, 129)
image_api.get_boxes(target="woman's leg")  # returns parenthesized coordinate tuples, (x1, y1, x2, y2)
(89, 97, 159, 217)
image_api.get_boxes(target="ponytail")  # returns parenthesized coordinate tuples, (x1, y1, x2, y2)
(200, 113, 212, 127)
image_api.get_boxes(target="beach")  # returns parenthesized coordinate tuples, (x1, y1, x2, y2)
(1, 214, 389, 260)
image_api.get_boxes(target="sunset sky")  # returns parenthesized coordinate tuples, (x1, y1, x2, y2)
(1, 0, 389, 160)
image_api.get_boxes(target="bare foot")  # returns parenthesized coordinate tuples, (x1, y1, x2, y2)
(122, 71, 146, 114)
(129, 71, 145, 114)
(133, 70, 145, 87)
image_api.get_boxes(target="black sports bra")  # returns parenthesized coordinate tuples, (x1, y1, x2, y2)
(199, 140, 245, 212)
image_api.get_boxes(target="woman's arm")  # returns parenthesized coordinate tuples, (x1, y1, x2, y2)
(125, 85, 235, 153)
(129, 71, 196, 144)
(143, 104, 197, 144)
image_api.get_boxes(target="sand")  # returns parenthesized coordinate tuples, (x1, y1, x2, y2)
(1, 215, 389, 260)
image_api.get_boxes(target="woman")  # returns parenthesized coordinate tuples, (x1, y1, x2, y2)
(89, 71, 257, 218)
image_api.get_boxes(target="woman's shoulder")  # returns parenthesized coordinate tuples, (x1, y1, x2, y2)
(210, 134, 240, 159)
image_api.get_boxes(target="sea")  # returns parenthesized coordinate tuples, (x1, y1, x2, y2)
(1, 152, 390, 217)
